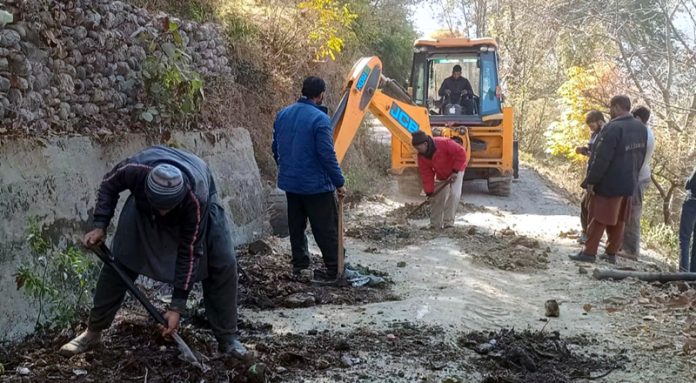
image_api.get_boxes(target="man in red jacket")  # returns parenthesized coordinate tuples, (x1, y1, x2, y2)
(411, 131, 468, 229)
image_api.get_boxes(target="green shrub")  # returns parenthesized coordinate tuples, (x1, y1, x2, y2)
(14, 219, 100, 329)
(139, 19, 205, 124)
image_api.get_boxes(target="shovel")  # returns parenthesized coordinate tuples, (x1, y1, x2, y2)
(91, 244, 210, 372)
(402, 178, 453, 222)
(312, 193, 349, 287)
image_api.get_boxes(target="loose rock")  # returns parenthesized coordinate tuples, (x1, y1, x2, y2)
(544, 299, 560, 317)
(283, 293, 316, 308)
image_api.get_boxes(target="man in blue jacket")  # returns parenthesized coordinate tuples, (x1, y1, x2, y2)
(272, 76, 346, 279)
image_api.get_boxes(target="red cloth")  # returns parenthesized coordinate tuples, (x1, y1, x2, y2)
(417, 137, 468, 194)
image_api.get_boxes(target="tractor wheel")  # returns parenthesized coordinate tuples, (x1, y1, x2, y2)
(268, 188, 289, 237)
(487, 177, 512, 197)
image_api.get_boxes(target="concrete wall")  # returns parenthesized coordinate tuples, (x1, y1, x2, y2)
(0, 128, 265, 341)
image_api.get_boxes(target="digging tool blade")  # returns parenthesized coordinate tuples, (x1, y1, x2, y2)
(91, 244, 209, 371)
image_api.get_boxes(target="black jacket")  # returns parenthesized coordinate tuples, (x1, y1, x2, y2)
(93, 145, 215, 294)
(687, 166, 696, 197)
(438, 76, 474, 104)
(584, 115, 647, 197)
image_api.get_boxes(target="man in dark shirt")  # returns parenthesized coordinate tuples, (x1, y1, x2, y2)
(438, 65, 474, 108)
(575, 110, 605, 243)
(679, 166, 696, 271)
(570, 95, 647, 264)
(59, 146, 247, 359)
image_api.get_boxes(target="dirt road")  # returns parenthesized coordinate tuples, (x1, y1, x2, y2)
(4, 167, 695, 383)
(241, 167, 695, 382)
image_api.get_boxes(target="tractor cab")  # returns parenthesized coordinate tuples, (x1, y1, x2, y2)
(409, 38, 503, 126)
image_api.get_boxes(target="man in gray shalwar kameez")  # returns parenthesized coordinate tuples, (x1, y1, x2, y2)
(59, 145, 247, 359)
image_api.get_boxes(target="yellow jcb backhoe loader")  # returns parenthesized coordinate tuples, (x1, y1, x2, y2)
(331, 37, 518, 197)
(269, 38, 518, 236)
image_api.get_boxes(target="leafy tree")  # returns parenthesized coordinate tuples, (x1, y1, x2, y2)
(347, 0, 418, 84)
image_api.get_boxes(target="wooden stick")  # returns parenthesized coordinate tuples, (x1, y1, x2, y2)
(593, 268, 696, 282)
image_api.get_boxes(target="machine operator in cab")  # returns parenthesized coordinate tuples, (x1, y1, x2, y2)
(438, 65, 475, 115)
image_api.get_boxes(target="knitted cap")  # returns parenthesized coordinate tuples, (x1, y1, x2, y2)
(411, 131, 429, 146)
(146, 164, 186, 210)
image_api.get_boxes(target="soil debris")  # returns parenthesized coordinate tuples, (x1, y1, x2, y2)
(459, 329, 625, 383)
(388, 202, 432, 220)
(237, 245, 396, 309)
(465, 234, 551, 272)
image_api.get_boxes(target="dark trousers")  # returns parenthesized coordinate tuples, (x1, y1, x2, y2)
(88, 204, 239, 343)
(87, 260, 239, 341)
(286, 191, 339, 274)
(679, 199, 696, 272)
(580, 191, 590, 234)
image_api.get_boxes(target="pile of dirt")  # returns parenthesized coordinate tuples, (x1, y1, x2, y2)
(465, 231, 551, 272)
(388, 202, 432, 220)
(344, 222, 415, 246)
(386, 201, 491, 221)
(460, 329, 625, 383)
(0, 320, 468, 383)
(236, 241, 397, 310)
(2, 319, 630, 383)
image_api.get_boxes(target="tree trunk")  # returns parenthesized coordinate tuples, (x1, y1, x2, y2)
(593, 269, 696, 282)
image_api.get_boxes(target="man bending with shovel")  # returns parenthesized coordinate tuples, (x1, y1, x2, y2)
(411, 131, 468, 229)
(59, 145, 247, 359)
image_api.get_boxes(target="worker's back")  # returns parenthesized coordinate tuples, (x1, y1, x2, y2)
(272, 98, 344, 195)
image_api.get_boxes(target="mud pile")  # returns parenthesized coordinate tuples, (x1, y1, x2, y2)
(460, 329, 625, 383)
(464, 230, 551, 272)
(388, 202, 432, 220)
(237, 240, 396, 309)
(0, 321, 469, 382)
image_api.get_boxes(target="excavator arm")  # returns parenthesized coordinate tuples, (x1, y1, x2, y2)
(331, 56, 472, 174)
(331, 57, 432, 165)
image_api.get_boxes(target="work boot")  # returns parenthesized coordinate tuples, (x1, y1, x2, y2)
(568, 252, 596, 263)
(58, 330, 101, 357)
(218, 337, 248, 360)
(600, 253, 617, 264)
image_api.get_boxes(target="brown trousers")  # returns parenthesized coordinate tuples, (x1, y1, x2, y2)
(583, 194, 631, 256)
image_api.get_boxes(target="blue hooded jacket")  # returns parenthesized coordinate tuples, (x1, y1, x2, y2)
(272, 98, 345, 194)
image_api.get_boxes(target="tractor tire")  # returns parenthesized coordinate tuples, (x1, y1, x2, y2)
(487, 177, 512, 197)
(268, 188, 289, 237)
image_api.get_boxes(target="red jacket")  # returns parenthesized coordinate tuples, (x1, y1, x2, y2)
(417, 137, 468, 194)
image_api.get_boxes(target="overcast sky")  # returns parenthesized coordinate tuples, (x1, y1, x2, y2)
(411, 3, 446, 38)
